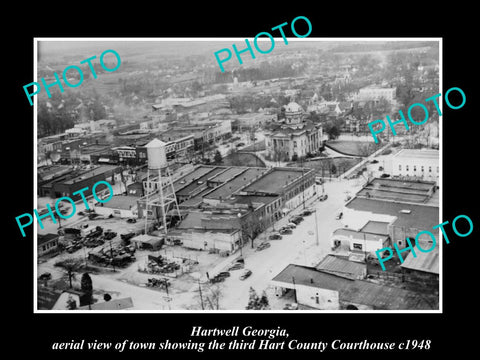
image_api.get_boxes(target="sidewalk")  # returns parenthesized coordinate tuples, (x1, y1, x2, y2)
(339, 141, 392, 180)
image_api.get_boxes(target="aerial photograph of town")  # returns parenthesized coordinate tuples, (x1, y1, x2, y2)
(34, 39, 441, 311)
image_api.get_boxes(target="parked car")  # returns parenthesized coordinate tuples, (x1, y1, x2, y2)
(289, 216, 303, 225)
(38, 272, 52, 281)
(104, 231, 117, 240)
(236, 142, 245, 147)
(239, 269, 252, 280)
(380, 173, 390, 178)
(126, 218, 137, 223)
(335, 212, 343, 220)
(300, 209, 313, 216)
(286, 222, 297, 229)
(318, 194, 328, 201)
(279, 228, 292, 235)
(370, 159, 379, 164)
(217, 271, 230, 278)
(268, 232, 282, 240)
(256, 242, 271, 251)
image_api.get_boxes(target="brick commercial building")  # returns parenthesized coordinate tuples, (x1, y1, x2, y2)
(42, 165, 120, 201)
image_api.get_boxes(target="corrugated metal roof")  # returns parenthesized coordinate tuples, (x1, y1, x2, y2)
(401, 246, 439, 274)
(315, 255, 366, 279)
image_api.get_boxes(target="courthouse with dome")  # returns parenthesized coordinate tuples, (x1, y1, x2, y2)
(264, 102, 324, 162)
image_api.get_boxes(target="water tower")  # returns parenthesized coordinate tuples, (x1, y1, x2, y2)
(143, 138, 181, 236)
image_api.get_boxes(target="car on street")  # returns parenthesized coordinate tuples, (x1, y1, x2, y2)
(315, 177, 324, 185)
(236, 142, 245, 147)
(256, 242, 271, 251)
(279, 228, 292, 235)
(126, 218, 137, 223)
(318, 194, 328, 201)
(370, 159, 379, 164)
(217, 271, 230, 278)
(335, 212, 343, 220)
(289, 216, 304, 225)
(239, 269, 252, 280)
(380, 173, 390, 178)
(286, 222, 297, 229)
(268, 232, 282, 240)
(300, 209, 313, 216)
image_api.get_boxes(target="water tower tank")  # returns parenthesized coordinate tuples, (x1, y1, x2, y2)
(145, 138, 168, 169)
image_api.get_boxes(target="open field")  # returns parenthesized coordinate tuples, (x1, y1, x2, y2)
(325, 140, 381, 157)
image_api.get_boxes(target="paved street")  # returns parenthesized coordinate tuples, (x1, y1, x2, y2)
(39, 176, 365, 311)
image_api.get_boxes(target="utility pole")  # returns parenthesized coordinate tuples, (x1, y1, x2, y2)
(292, 276, 297, 303)
(108, 239, 116, 272)
(198, 279, 204, 310)
(363, 232, 367, 262)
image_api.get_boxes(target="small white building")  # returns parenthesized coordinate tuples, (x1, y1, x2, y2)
(330, 228, 390, 254)
(94, 195, 139, 218)
(390, 149, 439, 183)
(169, 229, 241, 254)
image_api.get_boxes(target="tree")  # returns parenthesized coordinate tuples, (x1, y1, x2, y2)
(103, 294, 112, 302)
(240, 214, 266, 248)
(57, 258, 82, 289)
(258, 290, 270, 310)
(325, 124, 340, 140)
(204, 284, 222, 310)
(246, 287, 261, 310)
(66, 295, 77, 310)
(331, 163, 337, 175)
(213, 150, 223, 164)
(246, 287, 270, 310)
(80, 272, 93, 306)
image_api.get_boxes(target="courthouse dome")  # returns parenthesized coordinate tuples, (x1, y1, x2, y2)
(285, 102, 303, 114)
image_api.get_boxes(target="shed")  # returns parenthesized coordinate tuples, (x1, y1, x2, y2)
(131, 234, 164, 251)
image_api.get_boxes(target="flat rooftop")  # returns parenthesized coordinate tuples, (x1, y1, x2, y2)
(394, 148, 439, 160)
(360, 221, 390, 235)
(346, 197, 439, 234)
(175, 167, 226, 196)
(357, 178, 436, 204)
(243, 168, 309, 194)
(271, 264, 434, 310)
(209, 167, 247, 183)
(173, 166, 221, 188)
(231, 194, 279, 206)
(62, 165, 118, 185)
(205, 168, 267, 200)
(332, 228, 389, 242)
(100, 195, 138, 210)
